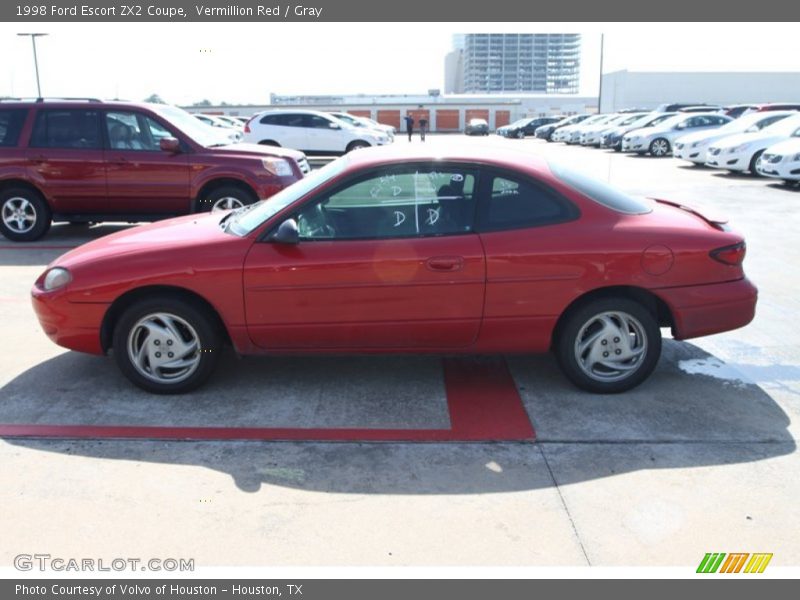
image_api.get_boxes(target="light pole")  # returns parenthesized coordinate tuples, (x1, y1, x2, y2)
(597, 33, 605, 113)
(17, 33, 48, 97)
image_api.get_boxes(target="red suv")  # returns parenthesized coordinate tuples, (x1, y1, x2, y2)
(0, 98, 310, 241)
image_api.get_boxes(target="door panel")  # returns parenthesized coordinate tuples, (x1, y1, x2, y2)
(243, 236, 485, 349)
(26, 108, 106, 214)
(103, 111, 190, 214)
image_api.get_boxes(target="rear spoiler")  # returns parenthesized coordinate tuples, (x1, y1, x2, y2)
(651, 198, 730, 230)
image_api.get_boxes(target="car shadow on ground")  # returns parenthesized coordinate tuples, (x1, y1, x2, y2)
(766, 182, 800, 192)
(1, 341, 795, 494)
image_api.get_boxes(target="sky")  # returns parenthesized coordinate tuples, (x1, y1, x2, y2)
(2, 22, 798, 105)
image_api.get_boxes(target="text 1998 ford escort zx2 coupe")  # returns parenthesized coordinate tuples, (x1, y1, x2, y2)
(32, 145, 757, 394)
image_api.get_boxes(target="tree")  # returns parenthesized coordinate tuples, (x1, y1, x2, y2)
(192, 99, 213, 107)
(143, 93, 166, 104)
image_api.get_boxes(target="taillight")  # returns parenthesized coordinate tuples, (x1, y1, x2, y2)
(710, 241, 746, 266)
(244, 118, 253, 133)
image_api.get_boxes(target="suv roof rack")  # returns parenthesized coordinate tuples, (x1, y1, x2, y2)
(0, 97, 104, 103)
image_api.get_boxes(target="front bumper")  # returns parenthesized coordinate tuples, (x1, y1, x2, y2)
(622, 137, 647, 152)
(656, 278, 758, 340)
(756, 154, 800, 180)
(705, 148, 751, 171)
(673, 143, 709, 163)
(31, 285, 108, 355)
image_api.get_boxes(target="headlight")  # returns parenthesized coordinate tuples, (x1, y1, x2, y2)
(792, 153, 800, 162)
(692, 140, 709, 148)
(43, 267, 71, 291)
(261, 158, 294, 177)
(730, 143, 751, 153)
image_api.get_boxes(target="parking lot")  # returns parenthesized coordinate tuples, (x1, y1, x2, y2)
(1, 133, 799, 568)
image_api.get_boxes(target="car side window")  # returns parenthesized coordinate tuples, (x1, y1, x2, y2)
(294, 167, 478, 240)
(278, 113, 306, 127)
(0, 109, 27, 147)
(105, 111, 169, 151)
(30, 109, 101, 149)
(478, 173, 577, 232)
(305, 115, 334, 129)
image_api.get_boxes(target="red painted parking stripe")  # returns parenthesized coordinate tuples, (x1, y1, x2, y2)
(0, 357, 535, 442)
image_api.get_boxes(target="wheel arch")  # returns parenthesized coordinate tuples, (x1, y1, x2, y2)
(550, 285, 675, 350)
(194, 178, 258, 212)
(0, 179, 49, 205)
(100, 285, 231, 353)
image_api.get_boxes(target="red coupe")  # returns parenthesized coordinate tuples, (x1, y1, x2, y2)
(31, 146, 757, 394)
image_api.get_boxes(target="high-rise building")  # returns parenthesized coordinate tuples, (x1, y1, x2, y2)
(445, 33, 581, 94)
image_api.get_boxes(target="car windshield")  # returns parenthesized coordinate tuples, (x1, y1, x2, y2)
(617, 113, 646, 126)
(149, 104, 230, 147)
(510, 119, 530, 127)
(763, 114, 800, 136)
(549, 162, 653, 215)
(226, 157, 350, 236)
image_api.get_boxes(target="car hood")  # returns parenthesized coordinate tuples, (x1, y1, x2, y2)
(711, 130, 787, 149)
(762, 138, 800, 154)
(207, 142, 305, 162)
(675, 130, 727, 145)
(52, 213, 240, 271)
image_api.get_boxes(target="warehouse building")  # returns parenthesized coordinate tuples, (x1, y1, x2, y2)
(187, 93, 598, 133)
(601, 70, 800, 112)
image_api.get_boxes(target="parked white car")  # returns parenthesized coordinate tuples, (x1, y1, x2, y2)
(330, 112, 395, 141)
(192, 113, 243, 143)
(755, 137, 800, 183)
(581, 113, 647, 146)
(601, 112, 677, 151)
(674, 111, 794, 165)
(553, 114, 610, 143)
(706, 113, 800, 174)
(622, 113, 732, 156)
(243, 109, 391, 154)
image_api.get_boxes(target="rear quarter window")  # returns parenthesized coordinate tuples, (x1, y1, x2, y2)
(0, 109, 27, 147)
(549, 162, 653, 215)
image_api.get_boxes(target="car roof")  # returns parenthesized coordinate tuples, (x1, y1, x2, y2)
(0, 98, 165, 111)
(339, 143, 551, 174)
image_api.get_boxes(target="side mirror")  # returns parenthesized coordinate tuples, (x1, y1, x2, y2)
(160, 137, 180, 153)
(269, 218, 299, 244)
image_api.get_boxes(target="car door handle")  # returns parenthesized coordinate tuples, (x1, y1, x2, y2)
(30, 155, 47, 164)
(109, 157, 130, 165)
(426, 256, 464, 272)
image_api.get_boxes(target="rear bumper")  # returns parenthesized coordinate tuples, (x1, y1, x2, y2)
(656, 278, 758, 340)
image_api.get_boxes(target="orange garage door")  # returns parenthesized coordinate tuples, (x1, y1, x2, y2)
(348, 110, 372, 119)
(465, 109, 489, 124)
(436, 109, 460, 131)
(495, 110, 511, 127)
(376, 110, 401, 129)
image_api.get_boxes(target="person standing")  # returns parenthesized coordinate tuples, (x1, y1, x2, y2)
(419, 115, 428, 141)
(403, 114, 414, 142)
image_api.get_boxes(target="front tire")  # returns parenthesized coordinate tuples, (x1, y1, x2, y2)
(0, 187, 51, 242)
(346, 140, 371, 152)
(748, 149, 764, 175)
(649, 138, 671, 157)
(555, 297, 662, 394)
(113, 296, 223, 394)
(199, 185, 257, 213)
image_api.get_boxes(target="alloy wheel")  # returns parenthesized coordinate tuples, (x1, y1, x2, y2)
(573, 311, 648, 383)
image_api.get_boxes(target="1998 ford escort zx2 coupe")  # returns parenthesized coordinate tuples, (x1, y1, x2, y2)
(32, 145, 757, 394)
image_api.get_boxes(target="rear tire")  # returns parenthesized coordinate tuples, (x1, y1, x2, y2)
(555, 297, 662, 394)
(0, 187, 51, 242)
(113, 295, 223, 394)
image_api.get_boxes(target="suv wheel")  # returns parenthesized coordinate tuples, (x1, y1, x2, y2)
(199, 185, 258, 213)
(113, 295, 223, 394)
(0, 187, 51, 242)
(555, 297, 662, 393)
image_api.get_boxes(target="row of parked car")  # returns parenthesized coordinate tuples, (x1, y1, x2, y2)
(531, 103, 800, 184)
(191, 109, 397, 154)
